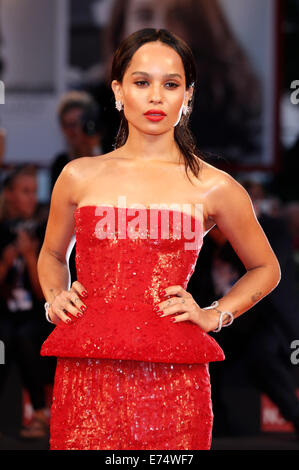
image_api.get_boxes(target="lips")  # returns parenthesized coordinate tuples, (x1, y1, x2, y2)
(144, 109, 166, 122)
(144, 109, 166, 116)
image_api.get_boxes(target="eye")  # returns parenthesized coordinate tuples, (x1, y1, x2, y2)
(165, 82, 179, 89)
(134, 80, 180, 88)
(134, 80, 149, 87)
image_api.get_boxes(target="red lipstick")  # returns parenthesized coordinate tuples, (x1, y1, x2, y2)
(144, 109, 166, 122)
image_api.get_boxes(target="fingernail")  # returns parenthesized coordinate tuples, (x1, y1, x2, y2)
(77, 312, 83, 318)
(156, 310, 163, 316)
(80, 305, 87, 312)
(171, 318, 176, 323)
(153, 305, 160, 312)
(163, 289, 168, 296)
(82, 291, 88, 298)
(66, 318, 72, 324)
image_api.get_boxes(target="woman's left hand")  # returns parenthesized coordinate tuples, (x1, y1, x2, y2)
(154, 285, 219, 333)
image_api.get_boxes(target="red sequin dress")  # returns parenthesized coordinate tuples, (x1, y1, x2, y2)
(41, 205, 225, 450)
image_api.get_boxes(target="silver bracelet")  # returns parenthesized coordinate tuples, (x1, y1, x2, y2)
(44, 301, 55, 324)
(202, 300, 234, 332)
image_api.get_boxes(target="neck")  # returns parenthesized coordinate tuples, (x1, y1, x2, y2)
(120, 125, 182, 164)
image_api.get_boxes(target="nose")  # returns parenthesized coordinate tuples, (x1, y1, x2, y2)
(149, 83, 163, 104)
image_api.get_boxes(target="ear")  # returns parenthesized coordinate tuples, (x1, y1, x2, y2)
(184, 85, 194, 107)
(111, 80, 123, 102)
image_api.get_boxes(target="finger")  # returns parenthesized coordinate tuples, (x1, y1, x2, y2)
(51, 306, 73, 324)
(71, 280, 88, 298)
(68, 291, 87, 315)
(163, 285, 182, 297)
(62, 299, 84, 319)
(54, 289, 83, 320)
(163, 285, 191, 300)
(158, 294, 190, 311)
(169, 312, 190, 323)
(159, 303, 188, 317)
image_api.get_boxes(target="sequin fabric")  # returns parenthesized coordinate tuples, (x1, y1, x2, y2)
(50, 358, 213, 450)
(41, 205, 225, 364)
(41, 205, 225, 450)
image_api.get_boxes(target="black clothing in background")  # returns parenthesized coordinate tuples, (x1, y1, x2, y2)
(188, 211, 299, 434)
(50, 152, 71, 193)
(0, 217, 55, 412)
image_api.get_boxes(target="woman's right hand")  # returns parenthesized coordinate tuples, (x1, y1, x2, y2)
(48, 281, 88, 324)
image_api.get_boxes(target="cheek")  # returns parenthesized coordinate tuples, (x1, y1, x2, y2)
(170, 94, 185, 116)
(123, 87, 144, 109)
(174, 99, 184, 113)
(167, 87, 185, 106)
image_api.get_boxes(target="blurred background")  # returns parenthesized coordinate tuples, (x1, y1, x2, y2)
(0, 0, 299, 450)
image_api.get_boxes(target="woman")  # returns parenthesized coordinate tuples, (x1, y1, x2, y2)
(100, 0, 261, 156)
(38, 29, 280, 450)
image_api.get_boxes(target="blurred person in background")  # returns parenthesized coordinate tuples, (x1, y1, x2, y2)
(0, 165, 54, 439)
(50, 91, 104, 286)
(50, 90, 103, 191)
(99, 0, 261, 158)
(190, 178, 299, 436)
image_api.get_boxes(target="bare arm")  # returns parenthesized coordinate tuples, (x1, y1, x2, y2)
(155, 172, 281, 332)
(203, 172, 281, 328)
(37, 161, 88, 325)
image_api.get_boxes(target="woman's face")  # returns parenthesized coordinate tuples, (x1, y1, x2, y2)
(112, 41, 192, 136)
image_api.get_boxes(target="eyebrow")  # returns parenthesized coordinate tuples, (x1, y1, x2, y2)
(131, 71, 183, 79)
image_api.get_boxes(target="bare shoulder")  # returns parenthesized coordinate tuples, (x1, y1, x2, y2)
(58, 151, 120, 201)
(198, 159, 281, 277)
(198, 159, 250, 218)
(63, 151, 117, 178)
(199, 158, 240, 189)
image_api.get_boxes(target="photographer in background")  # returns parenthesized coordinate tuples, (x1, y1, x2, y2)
(50, 91, 104, 288)
(50, 90, 103, 191)
(0, 165, 54, 439)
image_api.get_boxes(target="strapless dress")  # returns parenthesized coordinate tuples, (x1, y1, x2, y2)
(41, 205, 225, 450)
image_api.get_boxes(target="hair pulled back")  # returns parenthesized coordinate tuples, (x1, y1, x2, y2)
(111, 28, 204, 182)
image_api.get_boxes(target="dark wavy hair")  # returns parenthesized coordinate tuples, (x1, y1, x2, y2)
(110, 28, 205, 183)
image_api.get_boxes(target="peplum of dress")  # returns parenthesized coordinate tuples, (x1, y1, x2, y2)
(41, 205, 225, 450)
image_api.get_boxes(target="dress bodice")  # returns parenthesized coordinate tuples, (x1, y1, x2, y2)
(41, 205, 225, 364)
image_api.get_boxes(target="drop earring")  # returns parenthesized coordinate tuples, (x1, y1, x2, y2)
(115, 100, 123, 112)
(182, 104, 190, 116)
